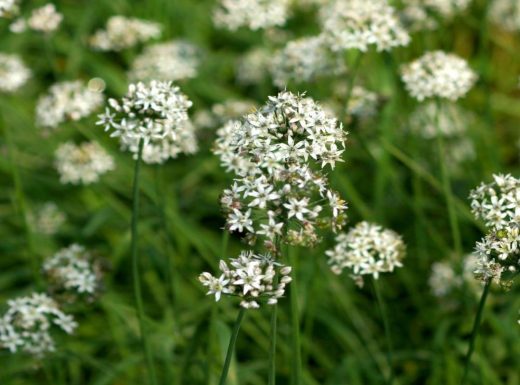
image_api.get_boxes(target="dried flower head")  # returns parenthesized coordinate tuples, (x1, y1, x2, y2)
(0, 53, 30, 92)
(96, 81, 195, 163)
(401, 51, 477, 101)
(326, 222, 406, 283)
(90, 16, 161, 51)
(469, 174, 520, 230)
(43, 244, 104, 300)
(0, 293, 77, 356)
(214, 91, 348, 249)
(36, 80, 104, 129)
(489, 0, 520, 32)
(0, 0, 20, 18)
(30, 202, 66, 235)
(128, 40, 201, 82)
(55, 141, 114, 185)
(199, 251, 292, 308)
(213, 0, 290, 31)
(320, 0, 410, 52)
(270, 36, 346, 88)
(27, 3, 63, 33)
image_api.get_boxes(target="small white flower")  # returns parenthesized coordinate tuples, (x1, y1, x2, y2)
(90, 16, 161, 51)
(0, 53, 30, 92)
(213, 0, 290, 31)
(27, 4, 63, 33)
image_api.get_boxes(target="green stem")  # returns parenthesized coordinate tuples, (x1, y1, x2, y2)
(460, 280, 491, 385)
(372, 278, 395, 385)
(434, 100, 462, 258)
(289, 246, 302, 385)
(268, 303, 278, 385)
(340, 52, 363, 124)
(131, 139, 158, 385)
(218, 307, 246, 385)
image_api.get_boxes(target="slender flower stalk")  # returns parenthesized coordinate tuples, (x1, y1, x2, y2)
(131, 139, 158, 385)
(218, 308, 246, 385)
(460, 279, 491, 385)
(289, 246, 302, 385)
(268, 300, 278, 385)
(372, 278, 395, 385)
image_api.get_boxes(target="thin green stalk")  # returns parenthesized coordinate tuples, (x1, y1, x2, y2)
(460, 280, 491, 385)
(289, 246, 302, 385)
(268, 303, 278, 385)
(340, 52, 363, 124)
(372, 278, 395, 385)
(218, 308, 246, 385)
(131, 139, 158, 385)
(434, 100, 462, 258)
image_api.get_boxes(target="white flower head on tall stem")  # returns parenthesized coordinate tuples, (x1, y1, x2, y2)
(199, 250, 292, 308)
(213, 0, 291, 31)
(0, 53, 30, 92)
(401, 51, 477, 101)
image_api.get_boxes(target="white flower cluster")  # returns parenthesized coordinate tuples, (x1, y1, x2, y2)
(30, 202, 66, 235)
(43, 244, 102, 298)
(27, 3, 63, 33)
(128, 40, 200, 82)
(54, 141, 115, 185)
(36, 80, 104, 129)
(199, 251, 292, 309)
(429, 254, 480, 298)
(320, 0, 410, 52)
(0, 53, 30, 92)
(489, 0, 520, 32)
(236, 48, 271, 85)
(326, 222, 406, 283)
(400, 3, 438, 31)
(97, 81, 196, 164)
(401, 51, 477, 101)
(0, 0, 19, 18)
(90, 16, 161, 51)
(214, 91, 348, 249)
(0, 293, 77, 356)
(270, 36, 346, 88)
(195, 99, 256, 129)
(469, 174, 520, 230)
(213, 0, 290, 31)
(346, 86, 379, 118)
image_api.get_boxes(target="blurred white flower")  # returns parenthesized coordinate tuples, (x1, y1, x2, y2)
(199, 250, 292, 308)
(0, 0, 20, 18)
(401, 51, 477, 101)
(0, 293, 77, 356)
(55, 141, 114, 185)
(326, 222, 406, 283)
(320, 0, 410, 52)
(90, 16, 161, 51)
(128, 40, 201, 82)
(236, 47, 272, 85)
(213, 0, 290, 30)
(429, 254, 480, 298)
(9, 17, 26, 32)
(489, 0, 520, 32)
(30, 202, 66, 235)
(36, 80, 104, 129)
(0, 53, 30, 92)
(27, 3, 63, 33)
(346, 86, 379, 118)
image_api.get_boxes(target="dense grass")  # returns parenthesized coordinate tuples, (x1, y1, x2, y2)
(1, 0, 519, 384)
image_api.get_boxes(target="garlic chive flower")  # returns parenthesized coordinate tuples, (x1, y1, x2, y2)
(55, 141, 115, 185)
(401, 51, 477, 101)
(270, 36, 346, 88)
(89, 16, 161, 51)
(36, 80, 104, 129)
(27, 3, 63, 33)
(30, 202, 66, 236)
(214, 91, 348, 250)
(320, 0, 410, 52)
(213, 0, 290, 31)
(97, 81, 196, 163)
(43, 244, 103, 300)
(0, 293, 77, 356)
(429, 254, 480, 298)
(199, 251, 292, 309)
(0, 53, 30, 92)
(489, 0, 520, 32)
(128, 40, 201, 82)
(0, 0, 20, 18)
(236, 48, 271, 85)
(326, 222, 406, 284)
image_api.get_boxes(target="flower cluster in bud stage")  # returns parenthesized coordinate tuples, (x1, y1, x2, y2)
(213, 0, 290, 31)
(320, 0, 410, 52)
(97, 81, 197, 164)
(401, 51, 477, 101)
(326, 222, 406, 284)
(30, 202, 66, 236)
(36, 80, 104, 129)
(43, 244, 103, 300)
(214, 91, 348, 250)
(89, 16, 161, 51)
(0, 53, 30, 92)
(55, 141, 114, 185)
(489, 0, 520, 32)
(0, 293, 77, 356)
(0, 0, 19, 18)
(128, 40, 201, 82)
(470, 174, 520, 286)
(199, 251, 292, 309)
(270, 36, 346, 88)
